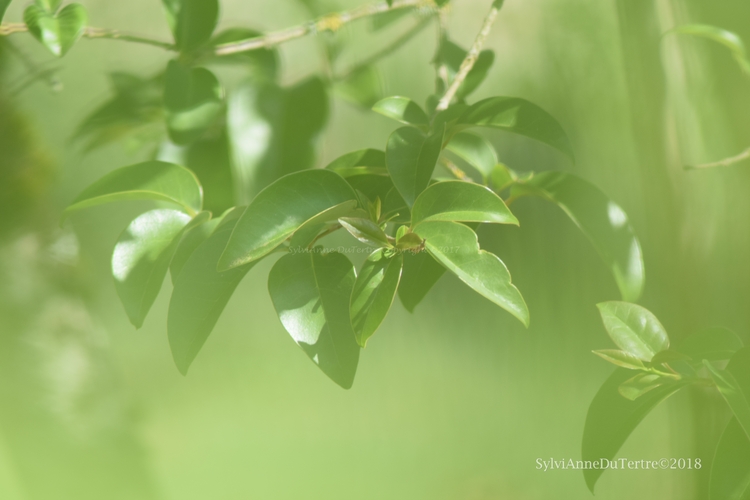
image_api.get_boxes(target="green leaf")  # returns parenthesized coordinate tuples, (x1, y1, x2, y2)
(414, 220, 528, 326)
(411, 180, 517, 226)
(706, 347, 750, 439)
(168, 211, 259, 375)
(436, 39, 494, 99)
(445, 132, 498, 180)
(74, 72, 164, 152)
(169, 213, 225, 281)
(649, 349, 691, 365)
(397, 249, 446, 312)
(207, 28, 279, 78)
(219, 169, 357, 270)
(597, 302, 669, 362)
(582, 368, 688, 492)
(1, 0, 13, 23)
(515, 172, 644, 301)
(325, 149, 387, 177)
(618, 373, 667, 401)
(457, 97, 574, 160)
(164, 60, 223, 145)
(34, 0, 61, 10)
(268, 251, 360, 389)
(669, 24, 750, 76)
(288, 201, 360, 250)
(24, 3, 87, 57)
(395, 232, 423, 251)
(592, 349, 647, 370)
(386, 126, 444, 207)
(371, 7, 410, 30)
(162, 0, 219, 51)
(64, 161, 203, 218)
(490, 163, 517, 192)
(227, 77, 329, 201)
(373, 96, 429, 128)
(351, 249, 403, 347)
(678, 326, 744, 362)
(711, 418, 750, 500)
(335, 65, 383, 109)
(112, 210, 207, 328)
(339, 217, 391, 248)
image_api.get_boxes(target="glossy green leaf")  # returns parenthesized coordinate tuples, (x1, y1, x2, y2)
(592, 349, 647, 370)
(411, 181, 517, 226)
(597, 302, 669, 362)
(74, 72, 164, 152)
(457, 97, 574, 160)
(0, 0, 12, 23)
(678, 326, 744, 362)
(445, 132, 498, 180)
(287, 201, 360, 250)
(669, 24, 750, 75)
(414, 221, 528, 326)
(397, 249, 446, 312)
(164, 60, 223, 145)
(618, 373, 666, 401)
(268, 251, 360, 389)
(162, 0, 219, 51)
(208, 28, 279, 78)
(514, 172, 644, 301)
(436, 39, 494, 99)
(339, 217, 391, 248)
(168, 211, 259, 375)
(649, 349, 691, 365)
(34, 0, 61, 10)
(64, 161, 203, 218)
(219, 169, 357, 270)
(325, 149, 387, 177)
(169, 213, 225, 282)
(395, 232, 423, 251)
(24, 3, 87, 57)
(711, 418, 750, 500)
(351, 249, 403, 347)
(335, 65, 383, 109)
(386, 126, 444, 207)
(706, 347, 750, 439)
(112, 210, 206, 328)
(373, 96, 429, 128)
(582, 368, 687, 492)
(227, 77, 328, 201)
(490, 163, 517, 192)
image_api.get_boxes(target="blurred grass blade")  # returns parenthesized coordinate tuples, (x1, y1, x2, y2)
(669, 24, 750, 76)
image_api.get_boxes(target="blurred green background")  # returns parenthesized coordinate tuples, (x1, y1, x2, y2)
(1, 0, 750, 498)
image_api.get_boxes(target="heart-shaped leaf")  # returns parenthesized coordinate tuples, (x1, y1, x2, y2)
(445, 132, 498, 180)
(227, 77, 329, 201)
(411, 181, 517, 226)
(373, 96, 429, 128)
(414, 220, 528, 326)
(351, 249, 403, 347)
(597, 302, 669, 362)
(582, 368, 688, 492)
(162, 0, 219, 52)
(678, 326, 744, 362)
(386, 126, 444, 207)
(268, 251, 360, 389)
(514, 171, 644, 302)
(592, 349, 647, 370)
(112, 210, 208, 328)
(164, 60, 223, 145)
(64, 161, 203, 218)
(457, 97, 574, 161)
(168, 210, 259, 375)
(711, 417, 750, 500)
(338, 217, 391, 248)
(218, 169, 357, 270)
(397, 249, 446, 312)
(24, 3, 87, 57)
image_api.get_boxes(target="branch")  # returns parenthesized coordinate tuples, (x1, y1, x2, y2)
(212, 0, 431, 56)
(0, 23, 175, 50)
(435, 0, 503, 112)
(685, 146, 750, 170)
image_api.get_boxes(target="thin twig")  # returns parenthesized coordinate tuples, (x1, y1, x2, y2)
(335, 15, 433, 81)
(435, 0, 503, 111)
(212, 0, 431, 56)
(686, 146, 750, 170)
(0, 23, 175, 50)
